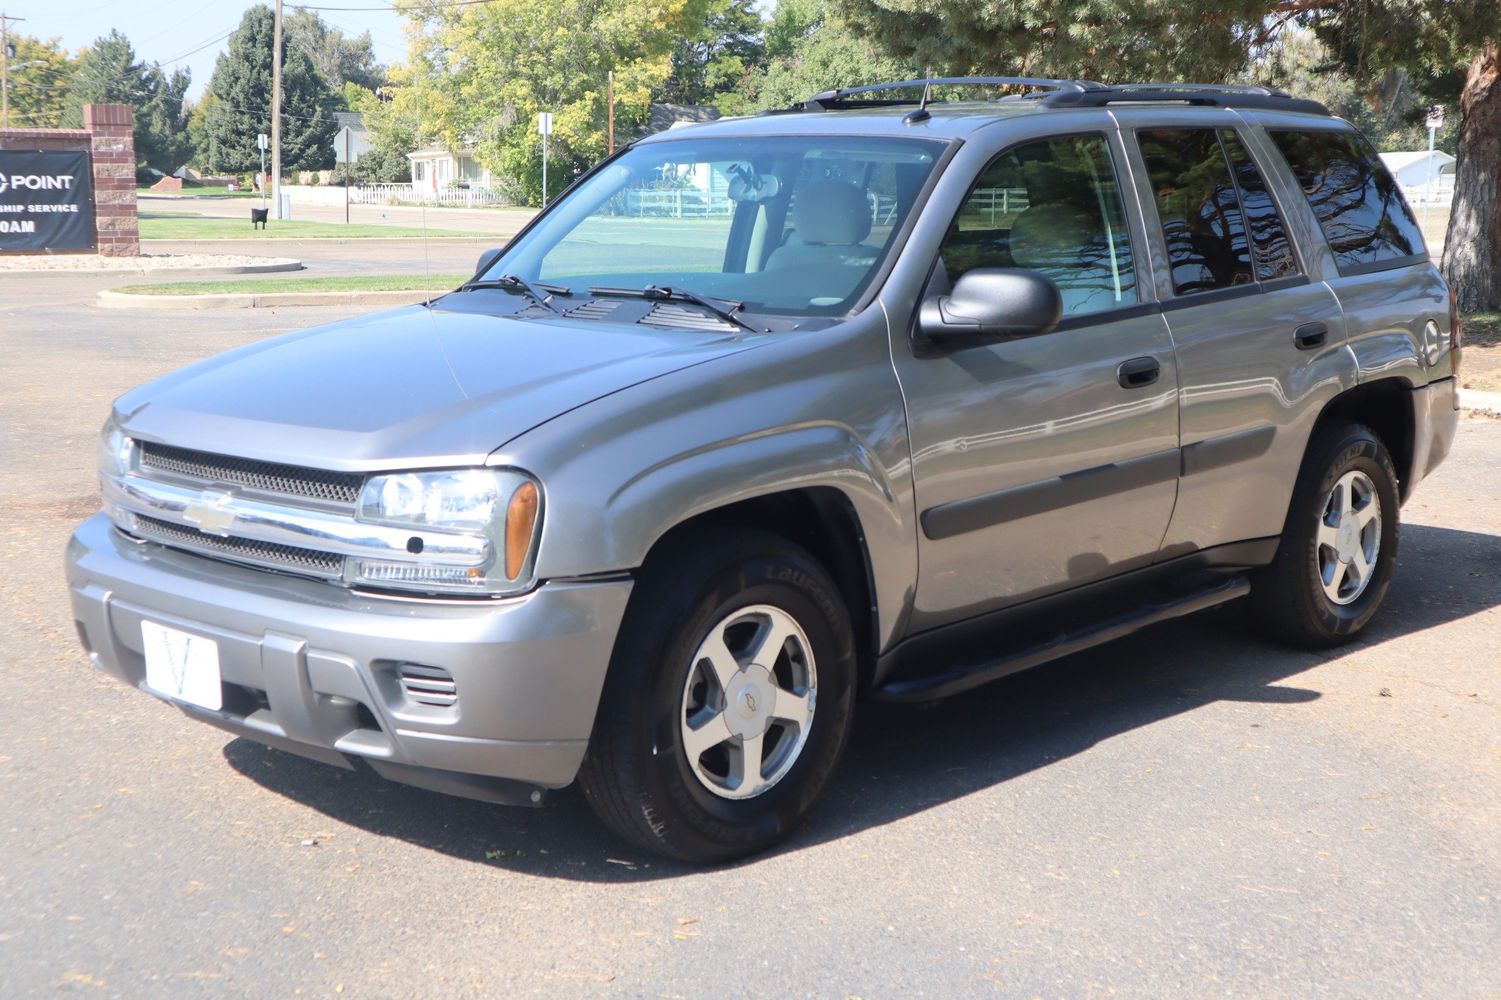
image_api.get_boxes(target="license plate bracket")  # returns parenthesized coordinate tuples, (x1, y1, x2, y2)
(141, 620, 223, 711)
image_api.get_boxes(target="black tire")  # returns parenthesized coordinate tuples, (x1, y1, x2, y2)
(578, 529, 857, 864)
(1253, 422, 1401, 648)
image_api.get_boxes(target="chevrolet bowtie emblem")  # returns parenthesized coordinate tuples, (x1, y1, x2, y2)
(182, 490, 236, 536)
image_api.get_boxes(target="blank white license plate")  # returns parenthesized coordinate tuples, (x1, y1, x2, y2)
(141, 620, 222, 711)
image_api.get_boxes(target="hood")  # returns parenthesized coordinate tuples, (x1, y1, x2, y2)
(115, 304, 762, 470)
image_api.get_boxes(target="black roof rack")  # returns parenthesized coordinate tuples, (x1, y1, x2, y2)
(1042, 83, 1330, 115)
(802, 76, 1107, 111)
(791, 77, 1331, 118)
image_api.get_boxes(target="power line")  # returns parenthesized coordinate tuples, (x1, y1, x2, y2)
(158, 28, 237, 67)
(289, 0, 499, 11)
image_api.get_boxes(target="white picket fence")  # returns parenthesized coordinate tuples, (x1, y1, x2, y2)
(277, 183, 515, 208)
(615, 188, 903, 222)
(1402, 175, 1455, 207)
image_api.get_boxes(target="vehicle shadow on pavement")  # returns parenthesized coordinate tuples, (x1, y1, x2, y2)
(222, 522, 1500, 880)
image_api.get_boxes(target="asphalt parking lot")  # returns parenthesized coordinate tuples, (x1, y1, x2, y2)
(2, 262, 1498, 998)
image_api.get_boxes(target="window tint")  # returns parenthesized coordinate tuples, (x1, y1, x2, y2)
(939, 135, 1137, 317)
(1269, 129, 1426, 273)
(1138, 129, 1253, 295)
(1219, 130, 1300, 281)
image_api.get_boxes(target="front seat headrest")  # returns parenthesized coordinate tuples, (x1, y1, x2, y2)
(793, 179, 872, 245)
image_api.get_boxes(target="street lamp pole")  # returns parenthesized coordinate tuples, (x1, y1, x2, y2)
(270, 0, 284, 220)
(1, 12, 28, 130)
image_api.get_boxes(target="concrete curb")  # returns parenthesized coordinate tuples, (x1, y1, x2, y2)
(1460, 388, 1501, 417)
(6, 260, 304, 277)
(97, 287, 440, 310)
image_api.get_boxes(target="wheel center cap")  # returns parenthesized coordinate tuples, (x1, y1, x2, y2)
(1336, 515, 1359, 563)
(724, 665, 776, 738)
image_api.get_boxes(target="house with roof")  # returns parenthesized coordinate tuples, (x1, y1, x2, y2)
(1379, 149, 1456, 203)
(404, 105, 721, 193)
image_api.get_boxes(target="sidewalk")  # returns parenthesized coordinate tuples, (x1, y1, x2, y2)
(1460, 387, 1501, 417)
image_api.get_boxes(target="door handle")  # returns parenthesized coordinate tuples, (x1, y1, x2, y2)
(1117, 356, 1161, 389)
(1294, 322, 1328, 350)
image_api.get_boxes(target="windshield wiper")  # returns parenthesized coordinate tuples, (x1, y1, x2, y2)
(589, 284, 764, 333)
(458, 273, 571, 312)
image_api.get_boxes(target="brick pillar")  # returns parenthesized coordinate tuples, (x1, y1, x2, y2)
(83, 104, 139, 257)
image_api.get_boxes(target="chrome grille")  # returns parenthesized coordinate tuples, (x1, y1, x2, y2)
(139, 442, 364, 506)
(397, 664, 458, 708)
(131, 514, 345, 579)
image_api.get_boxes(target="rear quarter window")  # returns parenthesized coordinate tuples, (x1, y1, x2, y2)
(1268, 129, 1427, 275)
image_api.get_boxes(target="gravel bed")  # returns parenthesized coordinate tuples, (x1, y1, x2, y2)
(0, 252, 300, 272)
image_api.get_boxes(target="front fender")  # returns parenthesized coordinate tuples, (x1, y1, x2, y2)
(496, 323, 918, 652)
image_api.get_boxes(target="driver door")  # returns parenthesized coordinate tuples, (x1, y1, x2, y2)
(891, 131, 1181, 630)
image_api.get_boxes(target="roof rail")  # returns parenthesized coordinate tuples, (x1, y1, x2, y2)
(1042, 84, 1330, 116)
(1103, 82, 1292, 97)
(803, 76, 1106, 111)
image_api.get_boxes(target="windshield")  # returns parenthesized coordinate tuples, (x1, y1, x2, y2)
(480, 134, 947, 317)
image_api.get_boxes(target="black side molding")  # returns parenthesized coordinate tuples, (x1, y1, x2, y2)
(1181, 425, 1276, 476)
(921, 449, 1179, 541)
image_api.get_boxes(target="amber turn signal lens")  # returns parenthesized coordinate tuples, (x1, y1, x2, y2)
(504, 481, 539, 580)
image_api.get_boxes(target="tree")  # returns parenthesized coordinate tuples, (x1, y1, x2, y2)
(660, 0, 765, 105)
(1259, 29, 1457, 154)
(1441, 45, 1500, 311)
(201, 5, 339, 174)
(716, 0, 912, 115)
(3, 34, 75, 129)
(61, 30, 192, 176)
(395, 0, 713, 205)
(347, 83, 418, 182)
(285, 9, 384, 94)
(834, 0, 1501, 310)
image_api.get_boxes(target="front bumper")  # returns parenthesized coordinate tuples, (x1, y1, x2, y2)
(66, 513, 632, 801)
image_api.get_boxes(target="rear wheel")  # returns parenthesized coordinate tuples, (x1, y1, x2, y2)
(579, 529, 857, 864)
(1253, 422, 1400, 647)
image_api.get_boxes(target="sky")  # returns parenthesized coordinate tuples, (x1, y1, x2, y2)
(4, 0, 412, 99)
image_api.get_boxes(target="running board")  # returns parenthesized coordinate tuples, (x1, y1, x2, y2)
(871, 575, 1251, 702)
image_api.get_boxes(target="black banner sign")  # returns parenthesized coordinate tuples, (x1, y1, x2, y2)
(0, 150, 96, 252)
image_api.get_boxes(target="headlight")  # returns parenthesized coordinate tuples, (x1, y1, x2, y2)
(352, 468, 542, 596)
(98, 420, 134, 478)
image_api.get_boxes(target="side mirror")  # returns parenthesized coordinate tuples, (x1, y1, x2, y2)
(917, 268, 1063, 349)
(474, 247, 503, 279)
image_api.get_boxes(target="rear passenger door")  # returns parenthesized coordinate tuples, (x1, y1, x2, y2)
(1118, 116, 1352, 555)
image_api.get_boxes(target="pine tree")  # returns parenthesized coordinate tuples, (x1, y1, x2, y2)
(61, 30, 191, 175)
(201, 5, 339, 174)
(834, 0, 1501, 310)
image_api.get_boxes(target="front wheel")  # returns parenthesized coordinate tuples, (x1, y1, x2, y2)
(579, 530, 857, 864)
(1253, 422, 1401, 648)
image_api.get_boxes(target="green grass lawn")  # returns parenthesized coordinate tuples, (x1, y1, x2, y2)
(114, 274, 470, 296)
(139, 213, 489, 240)
(137, 186, 260, 199)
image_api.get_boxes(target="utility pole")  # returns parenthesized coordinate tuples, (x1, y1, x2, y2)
(1, 13, 27, 130)
(607, 70, 614, 154)
(270, 0, 284, 220)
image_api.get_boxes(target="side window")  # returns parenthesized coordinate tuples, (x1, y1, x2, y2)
(1219, 130, 1300, 281)
(938, 134, 1137, 317)
(1138, 128, 1254, 295)
(1268, 129, 1426, 273)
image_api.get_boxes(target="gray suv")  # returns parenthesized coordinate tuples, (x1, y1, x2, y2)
(67, 79, 1461, 863)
